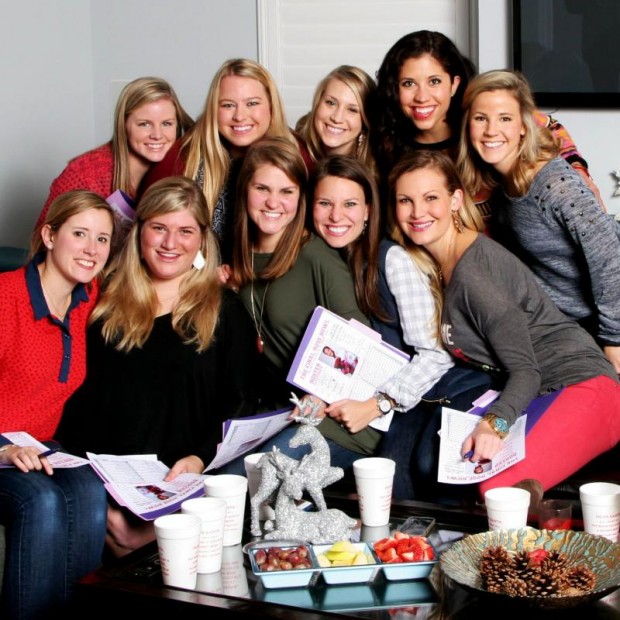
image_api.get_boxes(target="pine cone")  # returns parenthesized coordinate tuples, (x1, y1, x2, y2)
(513, 550, 531, 572)
(479, 546, 515, 589)
(502, 574, 529, 597)
(564, 565, 596, 593)
(527, 568, 562, 597)
(543, 551, 568, 572)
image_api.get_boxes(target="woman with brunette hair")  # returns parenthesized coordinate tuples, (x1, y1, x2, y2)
(371, 30, 603, 216)
(309, 155, 492, 499)
(213, 139, 370, 474)
(56, 176, 258, 557)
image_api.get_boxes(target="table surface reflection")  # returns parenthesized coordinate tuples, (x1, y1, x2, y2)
(75, 493, 620, 619)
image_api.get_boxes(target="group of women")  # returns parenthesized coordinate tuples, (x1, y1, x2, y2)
(2, 28, 619, 620)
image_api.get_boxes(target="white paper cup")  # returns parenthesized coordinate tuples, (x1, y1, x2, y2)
(221, 544, 250, 597)
(243, 452, 276, 521)
(154, 513, 201, 589)
(203, 474, 248, 546)
(579, 482, 620, 541)
(195, 570, 224, 594)
(181, 497, 227, 573)
(484, 487, 530, 531)
(353, 457, 395, 526)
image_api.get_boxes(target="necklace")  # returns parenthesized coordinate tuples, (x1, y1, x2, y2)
(41, 280, 70, 321)
(250, 251, 270, 354)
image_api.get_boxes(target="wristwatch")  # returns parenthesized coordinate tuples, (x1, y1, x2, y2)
(480, 413, 510, 439)
(375, 392, 394, 416)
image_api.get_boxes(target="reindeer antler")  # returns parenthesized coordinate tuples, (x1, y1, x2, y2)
(289, 392, 322, 426)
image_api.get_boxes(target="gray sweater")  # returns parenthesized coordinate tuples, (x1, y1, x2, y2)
(492, 157, 620, 346)
(442, 234, 616, 427)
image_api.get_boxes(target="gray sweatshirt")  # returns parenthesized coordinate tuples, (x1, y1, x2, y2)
(442, 234, 616, 426)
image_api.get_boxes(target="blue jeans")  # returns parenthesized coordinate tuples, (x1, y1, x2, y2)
(378, 365, 495, 501)
(214, 423, 362, 477)
(0, 451, 107, 620)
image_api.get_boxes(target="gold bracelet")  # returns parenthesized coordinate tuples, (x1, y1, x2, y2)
(0, 445, 11, 453)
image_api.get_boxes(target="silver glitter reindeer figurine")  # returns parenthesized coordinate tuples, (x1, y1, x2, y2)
(249, 393, 355, 542)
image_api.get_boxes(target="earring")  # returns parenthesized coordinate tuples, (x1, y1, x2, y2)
(356, 132, 366, 157)
(363, 220, 368, 233)
(192, 250, 206, 270)
(451, 210, 464, 233)
(47, 243, 53, 250)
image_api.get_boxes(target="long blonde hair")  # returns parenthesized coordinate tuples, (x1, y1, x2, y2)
(112, 77, 193, 196)
(388, 150, 484, 341)
(457, 70, 559, 197)
(181, 59, 296, 218)
(297, 65, 377, 173)
(232, 137, 309, 287)
(93, 176, 221, 352)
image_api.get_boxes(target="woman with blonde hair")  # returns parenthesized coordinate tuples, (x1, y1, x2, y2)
(1, 191, 114, 618)
(296, 65, 377, 173)
(390, 148, 619, 500)
(56, 176, 258, 557)
(35, 77, 193, 229)
(141, 58, 310, 265)
(457, 69, 620, 372)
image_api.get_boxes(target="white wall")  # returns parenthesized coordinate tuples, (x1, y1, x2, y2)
(0, 0, 258, 248)
(1, 0, 618, 249)
(475, 0, 620, 214)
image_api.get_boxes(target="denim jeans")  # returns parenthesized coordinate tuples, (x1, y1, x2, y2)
(378, 365, 495, 502)
(0, 453, 107, 620)
(214, 422, 362, 477)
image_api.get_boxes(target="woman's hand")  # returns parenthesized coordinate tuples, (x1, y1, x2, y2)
(325, 398, 378, 434)
(0, 445, 54, 475)
(603, 345, 620, 374)
(165, 455, 204, 481)
(290, 395, 327, 420)
(461, 419, 504, 463)
(106, 504, 155, 558)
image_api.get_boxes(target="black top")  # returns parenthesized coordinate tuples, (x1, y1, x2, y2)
(56, 289, 259, 468)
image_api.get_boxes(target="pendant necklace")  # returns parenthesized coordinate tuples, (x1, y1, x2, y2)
(250, 251, 270, 354)
(40, 277, 70, 321)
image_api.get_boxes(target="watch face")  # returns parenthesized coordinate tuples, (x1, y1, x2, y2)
(495, 418, 509, 434)
(378, 398, 392, 414)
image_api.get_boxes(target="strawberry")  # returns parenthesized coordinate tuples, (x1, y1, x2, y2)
(527, 549, 550, 565)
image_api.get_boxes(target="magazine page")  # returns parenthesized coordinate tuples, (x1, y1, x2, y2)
(437, 407, 526, 484)
(204, 408, 293, 472)
(87, 453, 205, 520)
(0, 431, 89, 468)
(286, 307, 409, 431)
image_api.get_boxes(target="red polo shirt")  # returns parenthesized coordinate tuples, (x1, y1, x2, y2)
(0, 256, 97, 440)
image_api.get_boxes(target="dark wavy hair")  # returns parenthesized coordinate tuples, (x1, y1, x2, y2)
(310, 155, 385, 319)
(371, 30, 476, 177)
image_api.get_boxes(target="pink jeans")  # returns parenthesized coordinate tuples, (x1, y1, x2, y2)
(479, 376, 620, 495)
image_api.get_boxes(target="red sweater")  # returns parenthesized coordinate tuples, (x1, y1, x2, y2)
(0, 259, 97, 440)
(36, 143, 115, 229)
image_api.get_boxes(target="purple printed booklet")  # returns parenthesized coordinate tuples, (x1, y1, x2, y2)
(437, 389, 563, 484)
(87, 453, 205, 520)
(286, 306, 410, 432)
(204, 408, 293, 472)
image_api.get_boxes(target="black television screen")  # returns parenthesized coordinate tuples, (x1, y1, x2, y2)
(513, 0, 620, 107)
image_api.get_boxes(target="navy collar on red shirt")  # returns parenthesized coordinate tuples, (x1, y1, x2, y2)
(26, 252, 89, 323)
